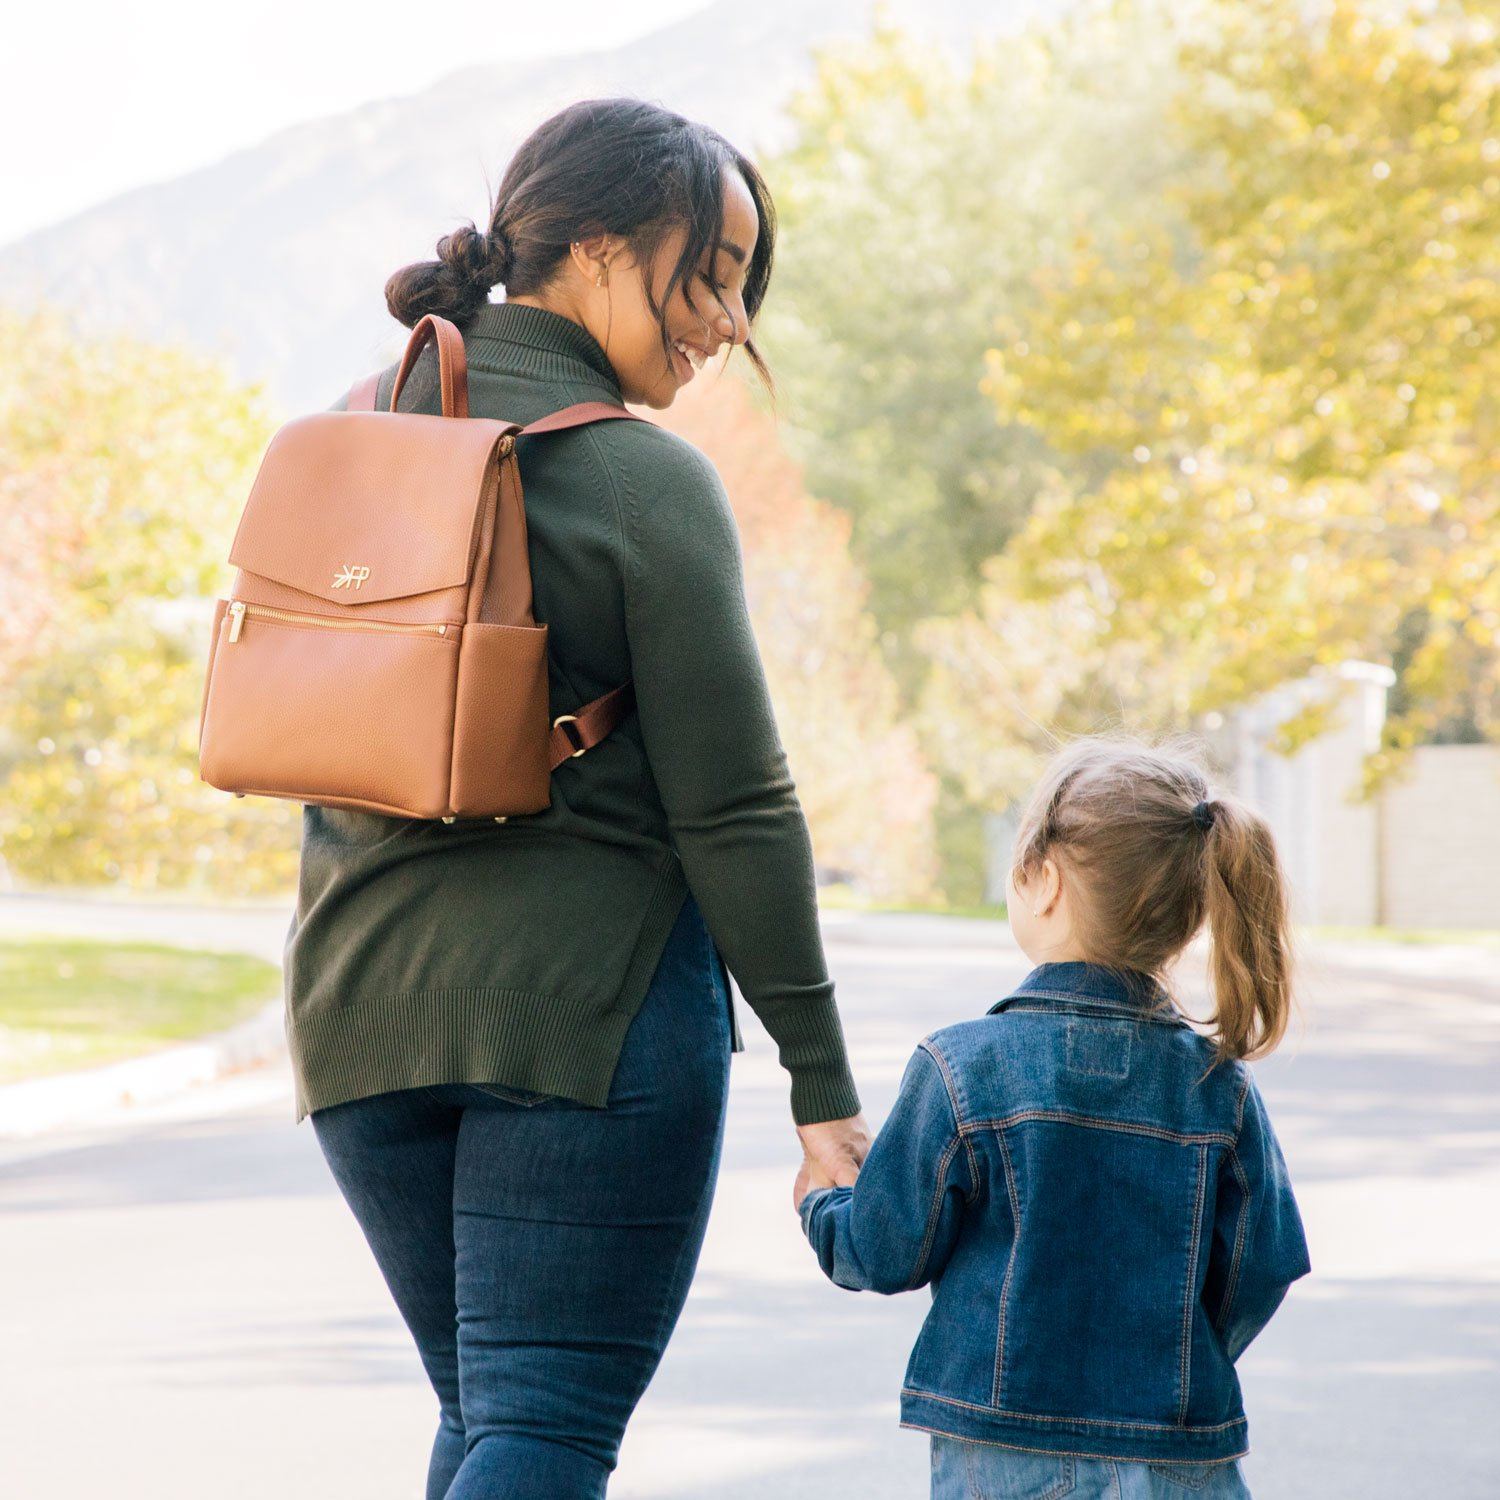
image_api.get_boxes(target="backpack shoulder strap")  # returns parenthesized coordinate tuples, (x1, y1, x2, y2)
(523, 404, 644, 768)
(342, 385, 638, 432)
(518, 401, 641, 436)
(549, 683, 636, 770)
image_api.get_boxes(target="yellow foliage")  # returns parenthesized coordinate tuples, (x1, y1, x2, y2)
(0, 301, 296, 893)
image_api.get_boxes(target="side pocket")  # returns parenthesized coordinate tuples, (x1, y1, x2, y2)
(449, 621, 552, 816)
(199, 597, 229, 751)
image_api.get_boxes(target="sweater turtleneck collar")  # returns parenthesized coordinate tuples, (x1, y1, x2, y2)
(462, 300, 622, 398)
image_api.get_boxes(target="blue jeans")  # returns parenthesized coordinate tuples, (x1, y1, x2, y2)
(310, 891, 732, 1500)
(930, 1436, 1254, 1498)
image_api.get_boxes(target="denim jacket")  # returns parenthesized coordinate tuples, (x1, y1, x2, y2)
(798, 960, 1310, 1465)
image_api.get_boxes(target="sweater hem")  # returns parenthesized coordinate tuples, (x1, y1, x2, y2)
(291, 860, 692, 1123)
(290, 984, 633, 1123)
(898, 1390, 1248, 1465)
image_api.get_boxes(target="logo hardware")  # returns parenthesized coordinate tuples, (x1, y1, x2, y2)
(332, 564, 371, 590)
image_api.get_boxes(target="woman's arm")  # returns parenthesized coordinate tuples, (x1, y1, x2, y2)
(610, 423, 862, 1127)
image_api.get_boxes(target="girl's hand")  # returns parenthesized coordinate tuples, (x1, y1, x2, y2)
(792, 1153, 838, 1212)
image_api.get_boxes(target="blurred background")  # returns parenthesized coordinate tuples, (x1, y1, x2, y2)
(0, 0, 1496, 1496)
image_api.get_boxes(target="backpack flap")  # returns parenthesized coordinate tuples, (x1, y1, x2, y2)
(227, 408, 514, 609)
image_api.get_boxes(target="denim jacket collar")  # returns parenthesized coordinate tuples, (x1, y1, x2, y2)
(986, 960, 1176, 1020)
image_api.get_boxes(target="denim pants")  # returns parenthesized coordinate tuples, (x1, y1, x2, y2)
(309, 891, 732, 1500)
(930, 1436, 1254, 1499)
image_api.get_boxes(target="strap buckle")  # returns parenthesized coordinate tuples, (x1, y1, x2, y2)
(552, 713, 587, 759)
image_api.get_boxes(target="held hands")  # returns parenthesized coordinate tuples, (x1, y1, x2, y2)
(792, 1111, 872, 1212)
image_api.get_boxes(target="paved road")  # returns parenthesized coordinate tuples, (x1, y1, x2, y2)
(1, 899, 1497, 1497)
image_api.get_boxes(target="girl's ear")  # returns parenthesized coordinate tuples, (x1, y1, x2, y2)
(1037, 856, 1064, 918)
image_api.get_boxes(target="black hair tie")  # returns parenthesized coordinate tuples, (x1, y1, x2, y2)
(1191, 800, 1216, 832)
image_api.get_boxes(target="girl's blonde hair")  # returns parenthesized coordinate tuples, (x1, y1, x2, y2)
(1010, 734, 1294, 1063)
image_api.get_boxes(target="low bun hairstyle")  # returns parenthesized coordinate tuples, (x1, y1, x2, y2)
(395, 222, 512, 327)
(385, 97, 777, 389)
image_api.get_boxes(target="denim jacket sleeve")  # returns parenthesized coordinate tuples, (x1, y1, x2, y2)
(798, 1041, 976, 1295)
(1205, 1070, 1312, 1361)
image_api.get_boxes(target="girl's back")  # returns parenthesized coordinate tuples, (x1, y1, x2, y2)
(797, 735, 1311, 1496)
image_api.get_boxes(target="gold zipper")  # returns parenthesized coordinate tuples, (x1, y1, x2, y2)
(225, 599, 451, 645)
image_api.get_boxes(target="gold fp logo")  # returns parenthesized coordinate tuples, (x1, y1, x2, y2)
(332, 564, 371, 590)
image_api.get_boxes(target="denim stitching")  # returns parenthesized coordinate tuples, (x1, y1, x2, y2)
(921, 1041, 982, 1202)
(909, 1135, 963, 1290)
(962, 1434, 985, 1498)
(901, 1388, 1248, 1433)
(998, 1000, 1188, 1031)
(1146, 1460, 1218, 1491)
(1007, 986, 1161, 1006)
(961, 1439, 1073, 1500)
(899, 1421, 1249, 1465)
(1065, 1019, 1133, 1078)
(962, 1111, 1235, 1148)
(992, 1126, 1022, 1408)
(1216, 1148, 1252, 1335)
(1179, 1143, 1208, 1425)
(1233, 1071, 1251, 1138)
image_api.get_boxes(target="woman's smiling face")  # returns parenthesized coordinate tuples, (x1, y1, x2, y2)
(514, 170, 761, 409)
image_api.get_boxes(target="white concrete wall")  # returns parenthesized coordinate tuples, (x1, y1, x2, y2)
(988, 663, 1499, 932)
(1378, 744, 1500, 930)
(1231, 663, 1392, 927)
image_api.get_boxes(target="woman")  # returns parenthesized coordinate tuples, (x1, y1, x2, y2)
(293, 97, 871, 1499)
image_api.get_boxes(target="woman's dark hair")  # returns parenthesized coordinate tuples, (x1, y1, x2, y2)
(386, 97, 777, 390)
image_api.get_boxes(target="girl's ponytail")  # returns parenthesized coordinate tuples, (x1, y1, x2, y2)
(1008, 734, 1297, 1067)
(1200, 798, 1294, 1063)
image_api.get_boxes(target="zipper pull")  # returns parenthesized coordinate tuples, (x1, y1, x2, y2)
(228, 601, 246, 643)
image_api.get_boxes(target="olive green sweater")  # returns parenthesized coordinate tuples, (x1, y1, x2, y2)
(282, 300, 862, 1127)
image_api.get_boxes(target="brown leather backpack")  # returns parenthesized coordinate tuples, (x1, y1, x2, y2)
(198, 312, 639, 822)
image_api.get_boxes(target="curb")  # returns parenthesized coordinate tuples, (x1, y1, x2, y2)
(0, 996, 287, 1140)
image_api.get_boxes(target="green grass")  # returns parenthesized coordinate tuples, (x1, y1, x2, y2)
(0, 937, 281, 1086)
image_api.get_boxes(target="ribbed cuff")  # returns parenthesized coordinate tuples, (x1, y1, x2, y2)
(752, 992, 863, 1125)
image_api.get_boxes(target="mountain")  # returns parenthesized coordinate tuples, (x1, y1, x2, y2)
(0, 0, 1053, 413)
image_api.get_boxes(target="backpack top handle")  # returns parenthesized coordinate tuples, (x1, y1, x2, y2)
(344, 316, 644, 443)
(370, 313, 471, 418)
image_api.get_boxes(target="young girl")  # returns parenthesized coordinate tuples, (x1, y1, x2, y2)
(796, 735, 1310, 1499)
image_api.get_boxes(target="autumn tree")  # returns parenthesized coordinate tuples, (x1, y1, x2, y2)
(650, 369, 940, 903)
(976, 0, 1498, 784)
(0, 302, 298, 891)
(758, 0, 1204, 677)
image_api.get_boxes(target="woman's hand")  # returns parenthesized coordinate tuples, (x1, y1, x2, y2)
(795, 1112, 872, 1195)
